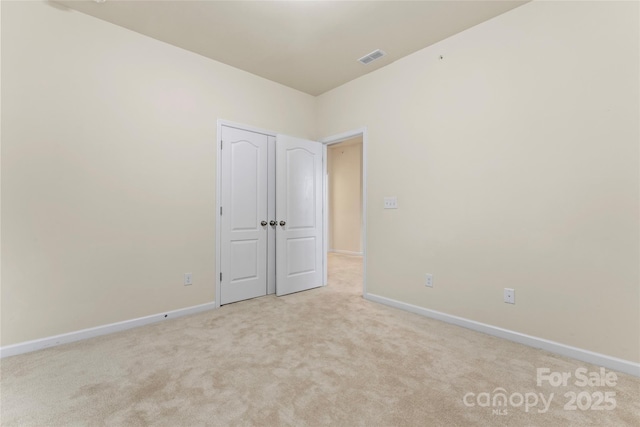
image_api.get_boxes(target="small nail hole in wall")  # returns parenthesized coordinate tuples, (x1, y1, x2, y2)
(439, 55, 444, 60)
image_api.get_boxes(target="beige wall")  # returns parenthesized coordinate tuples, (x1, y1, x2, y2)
(2, 0, 638, 365)
(317, 1, 639, 362)
(0, 1, 315, 346)
(328, 139, 362, 254)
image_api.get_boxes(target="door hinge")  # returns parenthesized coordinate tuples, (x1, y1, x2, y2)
(220, 206, 223, 215)
(221, 140, 223, 149)
(220, 272, 222, 281)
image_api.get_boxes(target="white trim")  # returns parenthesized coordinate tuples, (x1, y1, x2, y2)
(323, 143, 328, 285)
(362, 129, 368, 297)
(365, 293, 640, 377)
(329, 249, 364, 256)
(320, 128, 368, 297)
(0, 302, 216, 359)
(216, 119, 277, 308)
(217, 119, 277, 138)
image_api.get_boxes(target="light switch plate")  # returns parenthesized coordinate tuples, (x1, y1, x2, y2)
(384, 197, 398, 209)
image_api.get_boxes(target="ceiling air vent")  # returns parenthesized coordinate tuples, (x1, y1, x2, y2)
(358, 49, 386, 65)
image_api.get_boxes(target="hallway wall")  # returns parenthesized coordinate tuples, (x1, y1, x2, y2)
(328, 139, 363, 254)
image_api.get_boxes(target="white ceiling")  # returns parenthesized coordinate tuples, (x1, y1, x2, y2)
(57, 0, 529, 96)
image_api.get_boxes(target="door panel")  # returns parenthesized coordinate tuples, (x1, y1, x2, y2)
(230, 240, 258, 280)
(276, 134, 323, 296)
(287, 237, 317, 275)
(286, 148, 316, 229)
(220, 126, 268, 305)
(230, 141, 260, 229)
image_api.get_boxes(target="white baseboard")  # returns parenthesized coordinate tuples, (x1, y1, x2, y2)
(329, 249, 364, 256)
(365, 293, 640, 377)
(0, 301, 216, 359)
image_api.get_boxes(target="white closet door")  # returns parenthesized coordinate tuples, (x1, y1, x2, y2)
(275, 134, 324, 296)
(220, 126, 268, 304)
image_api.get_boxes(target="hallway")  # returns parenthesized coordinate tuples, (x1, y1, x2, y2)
(327, 252, 363, 295)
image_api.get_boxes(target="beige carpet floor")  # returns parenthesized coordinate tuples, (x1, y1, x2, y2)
(1, 253, 639, 426)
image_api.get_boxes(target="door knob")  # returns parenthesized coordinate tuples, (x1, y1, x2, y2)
(260, 221, 268, 226)
(269, 220, 276, 226)
(279, 221, 286, 226)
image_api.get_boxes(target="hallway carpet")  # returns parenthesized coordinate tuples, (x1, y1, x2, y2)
(1, 254, 639, 426)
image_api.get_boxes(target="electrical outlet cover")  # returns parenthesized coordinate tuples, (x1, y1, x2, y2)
(504, 288, 515, 304)
(425, 273, 433, 287)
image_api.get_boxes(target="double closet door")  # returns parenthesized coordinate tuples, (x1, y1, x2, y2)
(220, 125, 323, 305)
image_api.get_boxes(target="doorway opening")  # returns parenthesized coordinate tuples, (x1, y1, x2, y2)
(327, 137, 363, 256)
(322, 129, 367, 297)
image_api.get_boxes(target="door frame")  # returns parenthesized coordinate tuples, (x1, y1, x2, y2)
(215, 120, 368, 306)
(215, 119, 277, 308)
(320, 127, 368, 296)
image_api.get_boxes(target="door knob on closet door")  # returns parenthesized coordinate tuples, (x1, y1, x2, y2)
(279, 221, 286, 227)
(269, 220, 276, 226)
(260, 221, 268, 226)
